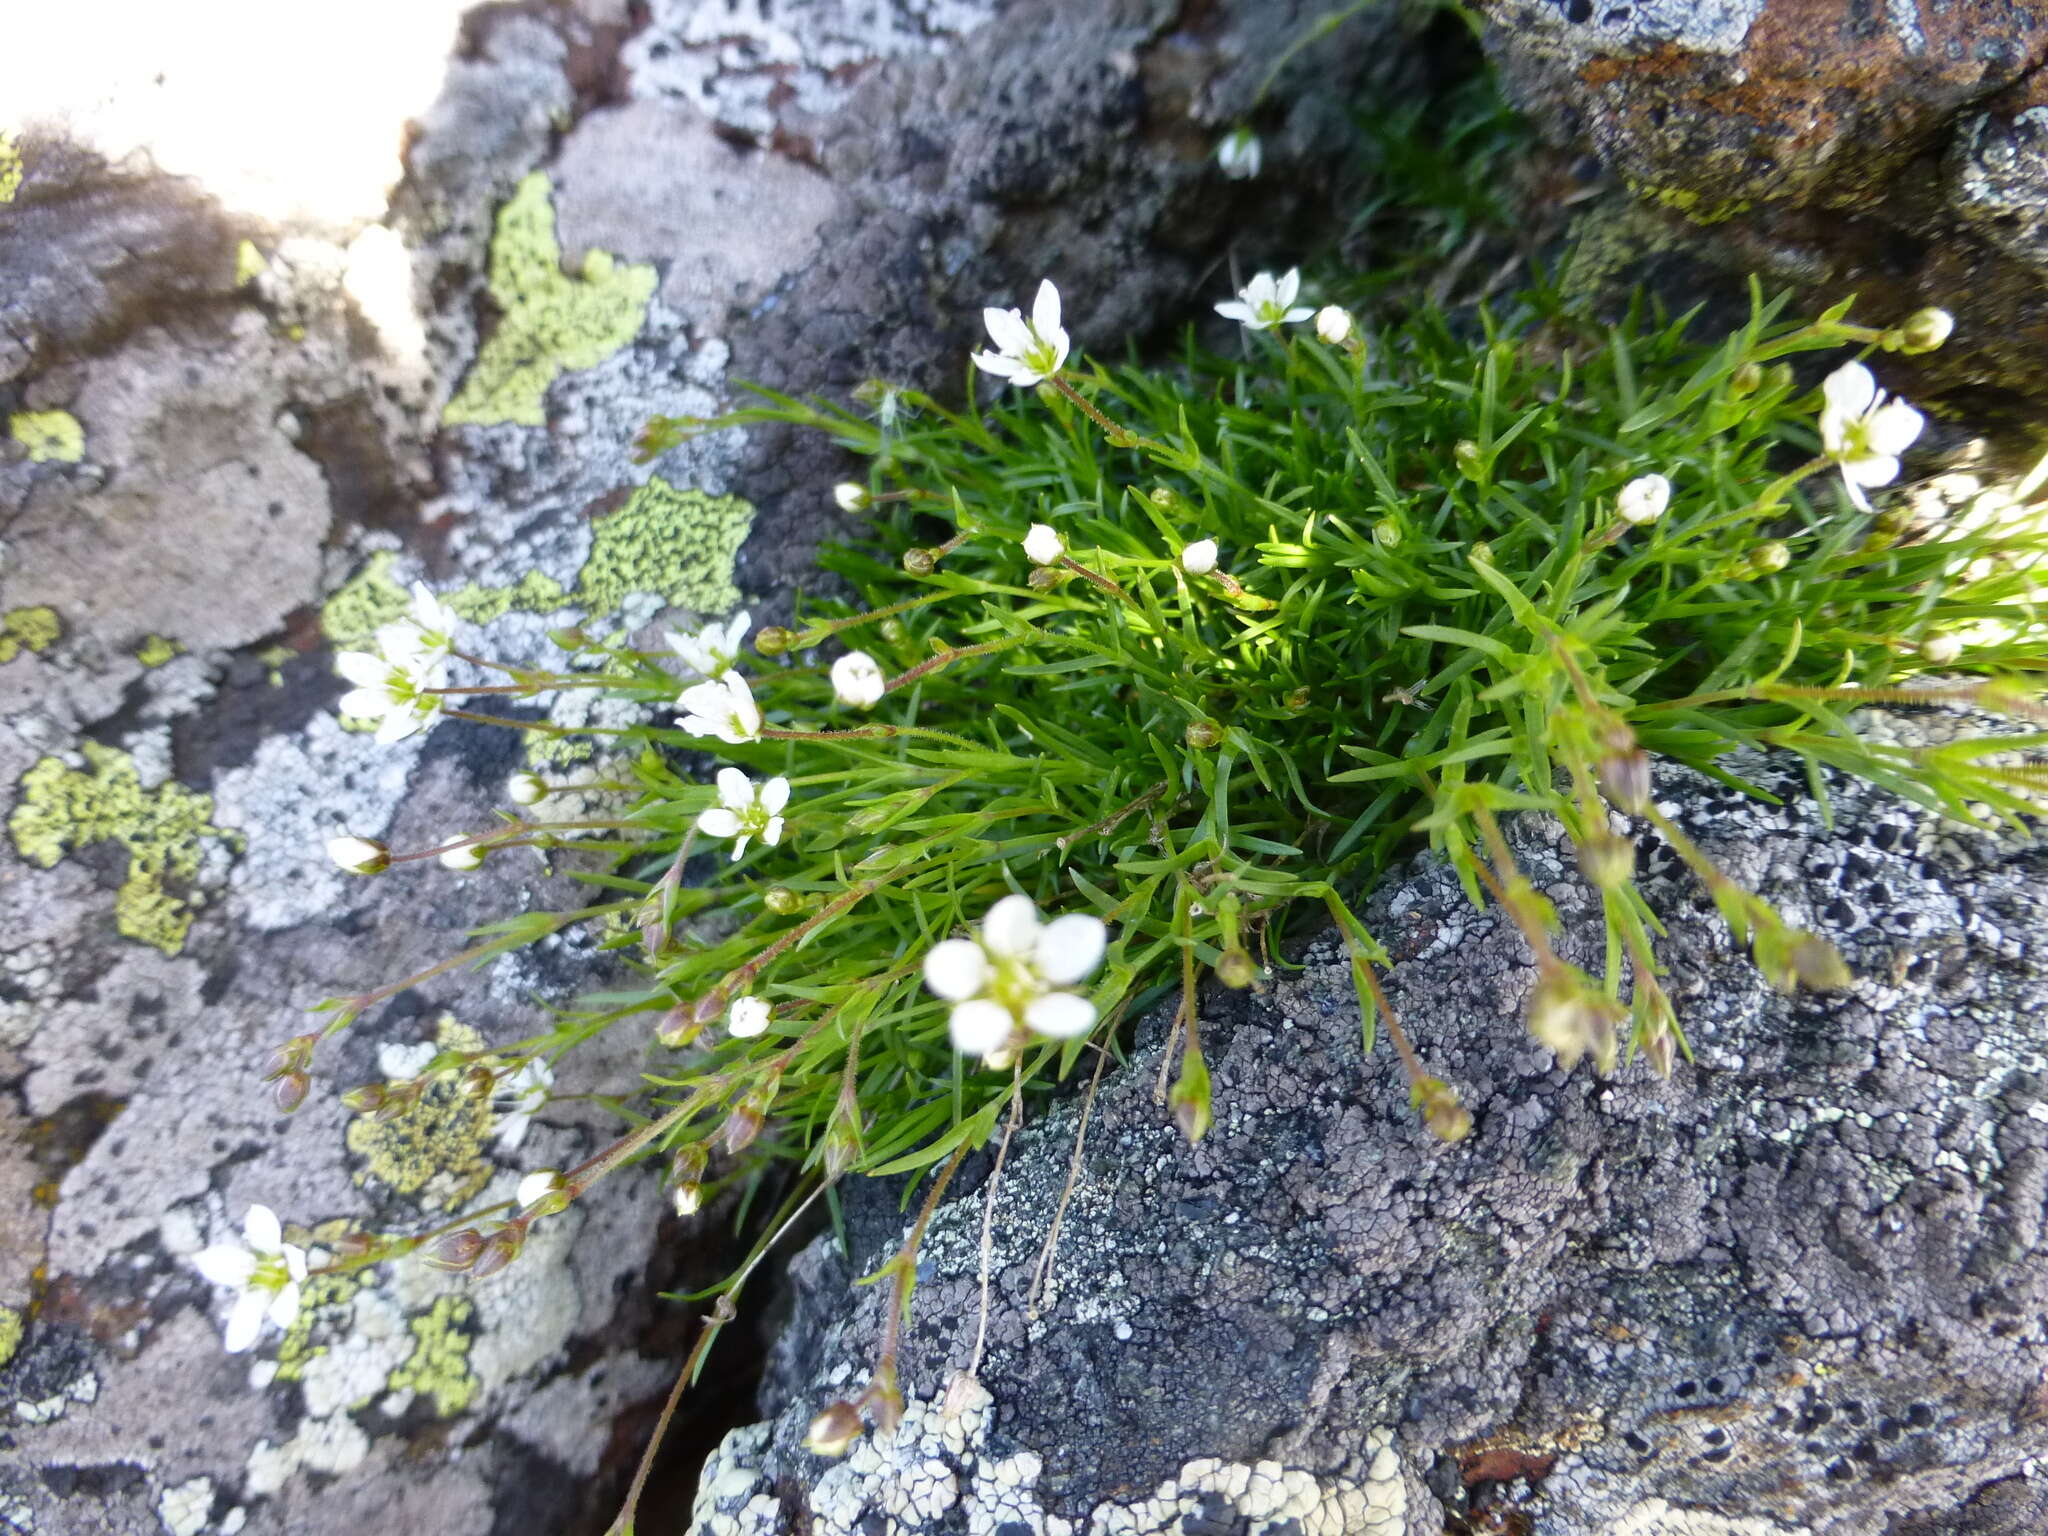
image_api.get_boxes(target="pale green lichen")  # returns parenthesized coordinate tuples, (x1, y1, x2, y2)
(0, 605, 61, 664)
(273, 1225, 365, 1384)
(136, 634, 181, 668)
(319, 550, 411, 649)
(8, 744, 234, 954)
(9, 410, 83, 463)
(442, 172, 657, 428)
(575, 477, 752, 618)
(386, 1295, 479, 1417)
(344, 1017, 495, 1210)
(0, 1306, 22, 1370)
(0, 131, 20, 204)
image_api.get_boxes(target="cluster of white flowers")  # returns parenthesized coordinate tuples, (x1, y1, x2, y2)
(333, 583, 459, 743)
(191, 1205, 307, 1353)
(922, 894, 1109, 1062)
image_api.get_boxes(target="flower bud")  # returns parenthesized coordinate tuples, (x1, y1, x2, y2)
(271, 1071, 311, 1114)
(1215, 947, 1259, 989)
(1026, 564, 1063, 591)
(1598, 749, 1653, 814)
(1148, 486, 1179, 509)
(1169, 1050, 1213, 1143)
(1184, 719, 1223, 750)
(656, 1003, 703, 1050)
(1372, 517, 1402, 549)
(1729, 361, 1762, 396)
(516, 1169, 571, 1217)
(1893, 307, 1954, 355)
(548, 626, 588, 650)
(1214, 125, 1262, 180)
(261, 1034, 315, 1082)
(1023, 523, 1065, 566)
(1644, 1026, 1677, 1080)
(1179, 538, 1219, 576)
(1749, 541, 1790, 575)
(831, 650, 887, 708)
(1527, 965, 1615, 1071)
(1454, 439, 1484, 480)
(763, 886, 804, 919)
(1616, 473, 1672, 527)
(439, 842, 487, 871)
(1314, 305, 1353, 345)
(1577, 830, 1635, 890)
(902, 546, 938, 576)
(1412, 1077, 1473, 1144)
(326, 835, 389, 875)
(691, 986, 731, 1027)
(329, 1231, 379, 1262)
(1285, 686, 1311, 710)
(671, 1180, 704, 1218)
(470, 1224, 525, 1280)
(341, 1083, 388, 1115)
(754, 625, 794, 657)
(1919, 633, 1963, 665)
(833, 482, 871, 513)
(426, 1228, 486, 1271)
(1468, 541, 1494, 566)
(823, 1109, 863, 1181)
(507, 772, 548, 806)
(878, 617, 908, 644)
(459, 1063, 496, 1099)
(806, 1400, 865, 1458)
(722, 1100, 766, 1156)
(941, 1369, 992, 1421)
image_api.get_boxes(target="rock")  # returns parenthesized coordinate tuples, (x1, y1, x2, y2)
(1480, 0, 2048, 407)
(0, 1, 1399, 1532)
(707, 733, 2048, 1534)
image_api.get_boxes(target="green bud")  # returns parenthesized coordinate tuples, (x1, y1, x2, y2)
(1184, 719, 1223, 750)
(1469, 541, 1494, 566)
(1749, 541, 1790, 575)
(763, 885, 803, 916)
(1729, 361, 1762, 396)
(1372, 516, 1402, 549)
(878, 617, 908, 644)
(548, 626, 588, 650)
(1411, 1077, 1473, 1144)
(1148, 486, 1178, 509)
(1026, 564, 1063, 591)
(902, 546, 938, 576)
(341, 1083, 388, 1115)
(470, 1224, 525, 1280)
(1169, 1048, 1213, 1143)
(1577, 830, 1636, 890)
(1599, 749, 1653, 814)
(271, 1071, 311, 1114)
(656, 1003, 703, 1050)
(754, 625, 794, 657)
(805, 1400, 865, 1458)
(1892, 307, 1954, 355)
(1454, 439, 1485, 480)
(426, 1228, 486, 1272)
(1215, 948, 1259, 988)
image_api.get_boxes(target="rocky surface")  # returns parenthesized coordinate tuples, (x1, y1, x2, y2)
(0, 2, 1394, 1533)
(700, 738, 2048, 1535)
(1479, 0, 2048, 410)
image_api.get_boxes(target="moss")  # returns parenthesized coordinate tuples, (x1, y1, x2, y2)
(573, 477, 752, 618)
(442, 172, 658, 428)
(0, 131, 19, 204)
(344, 1016, 495, 1210)
(8, 744, 233, 955)
(0, 1306, 21, 1370)
(10, 410, 84, 463)
(0, 606, 61, 664)
(135, 635, 181, 668)
(319, 550, 411, 649)
(385, 1295, 479, 1417)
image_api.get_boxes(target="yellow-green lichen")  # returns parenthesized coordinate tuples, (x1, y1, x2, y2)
(8, 744, 233, 955)
(135, 634, 181, 668)
(575, 478, 751, 617)
(10, 409, 84, 463)
(386, 1295, 479, 1417)
(235, 239, 268, 286)
(319, 550, 411, 649)
(442, 172, 657, 428)
(344, 1016, 495, 1210)
(0, 1306, 22, 1369)
(0, 131, 20, 203)
(1, 606, 61, 664)
(272, 1224, 366, 1384)
(447, 569, 569, 625)
(1628, 179, 1752, 226)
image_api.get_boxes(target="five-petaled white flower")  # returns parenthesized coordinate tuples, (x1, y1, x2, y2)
(677, 672, 763, 744)
(192, 1205, 308, 1354)
(1616, 473, 1672, 526)
(922, 894, 1109, 1058)
(334, 637, 445, 744)
(1818, 361, 1925, 512)
(493, 1057, 553, 1149)
(728, 995, 772, 1038)
(1180, 538, 1219, 575)
(375, 581, 460, 667)
(1215, 126, 1262, 180)
(972, 279, 1070, 388)
(1215, 269, 1314, 332)
(1023, 523, 1065, 566)
(831, 651, 887, 708)
(668, 611, 752, 680)
(697, 768, 791, 860)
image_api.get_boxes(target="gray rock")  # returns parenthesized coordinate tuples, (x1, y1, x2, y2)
(704, 736, 2048, 1535)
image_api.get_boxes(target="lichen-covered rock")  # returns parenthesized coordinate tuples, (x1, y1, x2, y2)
(715, 734, 2048, 1534)
(1480, 0, 2048, 406)
(1, 1, 1396, 1531)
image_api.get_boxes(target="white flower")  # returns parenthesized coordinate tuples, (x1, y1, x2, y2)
(1023, 523, 1065, 566)
(696, 768, 791, 860)
(1214, 269, 1314, 332)
(1215, 126, 1262, 180)
(439, 842, 487, 871)
(516, 1169, 567, 1211)
(728, 995, 772, 1038)
(833, 482, 870, 513)
(374, 581, 460, 665)
(667, 611, 752, 680)
(334, 643, 444, 743)
(922, 894, 1109, 1058)
(493, 1057, 553, 1149)
(325, 835, 388, 874)
(1819, 361, 1925, 511)
(507, 771, 549, 806)
(1180, 538, 1219, 576)
(972, 279, 1070, 388)
(831, 650, 887, 708)
(677, 672, 762, 744)
(1919, 632, 1963, 664)
(1314, 305, 1353, 344)
(1616, 473, 1672, 526)
(191, 1205, 308, 1354)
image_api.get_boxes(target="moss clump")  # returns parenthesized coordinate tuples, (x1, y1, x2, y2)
(442, 172, 658, 428)
(8, 744, 232, 955)
(9, 410, 83, 463)
(573, 477, 753, 619)
(386, 1295, 480, 1417)
(0, 606, 61, 664)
